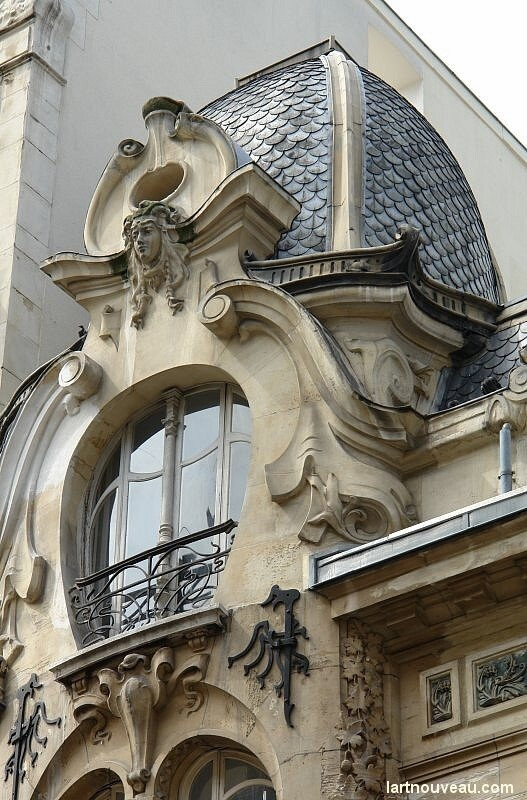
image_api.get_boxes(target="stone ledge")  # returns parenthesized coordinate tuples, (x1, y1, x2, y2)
(402, 723, 527, 782)
(50, 604, 229, 684)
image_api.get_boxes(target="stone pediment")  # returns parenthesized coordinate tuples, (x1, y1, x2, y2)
(84, 97, 251, 256)
(42, 97, 299, 326)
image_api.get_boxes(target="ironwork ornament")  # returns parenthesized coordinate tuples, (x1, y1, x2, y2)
(228, 585, 309, 727)
(4, 674, 61, 800)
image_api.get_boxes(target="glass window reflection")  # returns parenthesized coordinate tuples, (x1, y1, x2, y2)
(130, 408, 164, 473)
(182, 390, 220, 460)
(179, 450, 218, 535)
(88, 384, 251, 572)
(232, 393, 251, 436)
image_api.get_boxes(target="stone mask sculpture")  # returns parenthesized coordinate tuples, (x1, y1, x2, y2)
(123, 201, 189, 329)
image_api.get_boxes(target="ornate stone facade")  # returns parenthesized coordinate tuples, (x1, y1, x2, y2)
(1, 32, 527, 800)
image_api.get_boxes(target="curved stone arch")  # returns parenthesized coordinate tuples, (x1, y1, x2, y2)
(37, 764, 128, 800)
(0, 361, 70, 664)
(198, 278, 413, 456)
(58, 355, 300, 642)
(152, 727, 283, 800)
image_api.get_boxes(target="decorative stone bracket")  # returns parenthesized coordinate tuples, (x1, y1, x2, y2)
(71, 646, 209, 795)
(58, 352, 102, 416)
(342, 337, 435, 413)
(483, 345, 527, 434)
(300, 463, 414, 545)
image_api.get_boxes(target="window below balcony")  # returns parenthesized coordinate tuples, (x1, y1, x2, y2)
(70, 384, 250, 645)
(88, 384, 250, 568)
(181, 751, 276, 800)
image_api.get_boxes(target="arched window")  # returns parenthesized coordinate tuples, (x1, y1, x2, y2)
(86, 384, 251, 570)
(70, 385, 251, 642)
(56, 770, 124, 800)
(180, 751, 276, 800)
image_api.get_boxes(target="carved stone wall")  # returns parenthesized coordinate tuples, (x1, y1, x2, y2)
(335, 620, 395, 800)
(0, 0, 33, 28)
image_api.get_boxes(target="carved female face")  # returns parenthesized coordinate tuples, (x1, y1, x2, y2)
(131, 219, 162, 265)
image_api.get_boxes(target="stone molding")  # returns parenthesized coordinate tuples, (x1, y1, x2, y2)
(57, 352, 102, 416)
(84, 97, 247, 256)
(419, 661, 461, 736)
(0, 0, 73, 76)
(51, 605, 228, 682)
(403, 724, 527, 784)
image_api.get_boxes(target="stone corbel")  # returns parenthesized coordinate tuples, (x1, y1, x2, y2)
(198, 292, 240, 339)
(71, 647, 209, 795)
(299, 458, 415, 545)
(265, 402, 416, 545)
(58, 352, 102, 416)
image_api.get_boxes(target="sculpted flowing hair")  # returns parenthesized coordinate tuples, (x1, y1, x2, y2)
(123, 201, 189, 328)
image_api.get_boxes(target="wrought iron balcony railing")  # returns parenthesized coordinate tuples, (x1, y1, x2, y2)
(69, 520, 236, 646)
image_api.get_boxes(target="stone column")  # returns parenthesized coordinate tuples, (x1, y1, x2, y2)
(158, 389, 182, 544)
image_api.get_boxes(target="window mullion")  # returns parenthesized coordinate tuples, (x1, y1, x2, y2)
(116, 427, 131, 564)
(217, 385, 230, 524)
(158, 389, 182, 545)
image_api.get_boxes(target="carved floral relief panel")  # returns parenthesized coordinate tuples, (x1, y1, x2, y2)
(471, 644, 527, 715)
(419, 662, 460, 735)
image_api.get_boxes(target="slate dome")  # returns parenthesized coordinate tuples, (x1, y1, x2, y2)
(201, 53, 500, 304)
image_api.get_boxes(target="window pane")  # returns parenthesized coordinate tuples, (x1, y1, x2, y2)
(225, 760, 268, 792)
(232, 393, 251, 436)
(126, 477, 162, 557)
(94, 443, 120, 506)
(189, 760, 213, 800)
(179, 450, 217, 535)
(130, 409, 164, 473)
(229, 786, 276, 800)
(91, 488, 118, 569)
(182, 390, 220, 460)
(228, 442, 251, 520)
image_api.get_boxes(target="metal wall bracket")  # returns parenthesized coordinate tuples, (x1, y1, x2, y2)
(228, 585, 309, 727)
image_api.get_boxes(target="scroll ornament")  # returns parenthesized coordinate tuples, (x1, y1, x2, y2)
(301, 460, 415, 545)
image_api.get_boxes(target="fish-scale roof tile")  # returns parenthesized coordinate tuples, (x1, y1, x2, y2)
(201, 58, 331, 259)
(442, 320, 527, 408)
(359, 65, 499, 303)
(201, 56, 499, 302)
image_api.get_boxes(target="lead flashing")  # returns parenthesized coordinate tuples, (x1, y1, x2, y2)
(310, 487, 527, 589)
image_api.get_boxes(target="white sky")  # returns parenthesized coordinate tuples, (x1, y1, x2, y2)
(386, 0, 527, 146)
